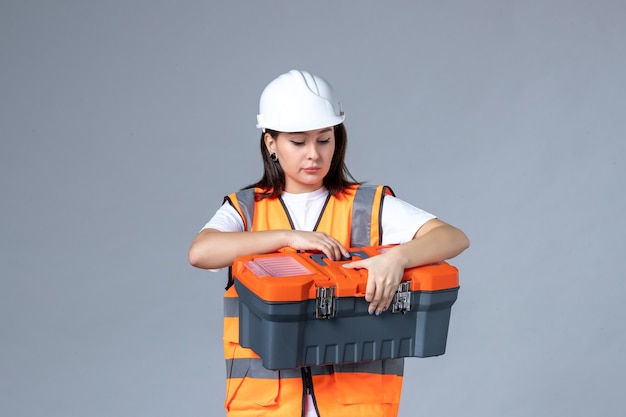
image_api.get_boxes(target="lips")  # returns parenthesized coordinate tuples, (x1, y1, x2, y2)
(303, 167, 321, 174)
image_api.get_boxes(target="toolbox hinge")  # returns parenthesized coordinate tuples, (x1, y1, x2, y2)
(392, 281, 412, 314)
(315, 286, 336, 319)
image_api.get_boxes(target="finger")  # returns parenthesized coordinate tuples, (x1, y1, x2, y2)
(316, 235, 344, 261)
(372, 278, 398, 315)
(341, 260, 364, 269)
(331, 244, 345, 262)
(320, 245, 337, 261)
(383, 276, 404, 312)
(381, 289, 396, 312)
(327, 238, 349, 260)
(365, 276, 378, 309)
(368, 295, 383, 315)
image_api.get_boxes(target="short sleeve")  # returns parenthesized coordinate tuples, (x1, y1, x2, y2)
(380, 195, 436, 245)
(200, 202, 245, 233)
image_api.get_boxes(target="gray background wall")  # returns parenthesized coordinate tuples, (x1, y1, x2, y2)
(1, 1, 624, 416)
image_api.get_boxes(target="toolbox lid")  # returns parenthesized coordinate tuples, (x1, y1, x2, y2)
(233, 246, 459, 302)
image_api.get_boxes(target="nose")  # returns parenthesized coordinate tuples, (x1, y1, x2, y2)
(306, 142, 320, 160)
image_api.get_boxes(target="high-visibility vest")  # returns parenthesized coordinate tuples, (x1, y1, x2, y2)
(222, 184, 404, 417)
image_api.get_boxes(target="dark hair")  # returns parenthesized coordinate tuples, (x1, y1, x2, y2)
(243, 123, 360, 198)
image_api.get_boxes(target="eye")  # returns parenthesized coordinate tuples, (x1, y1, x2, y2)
(318, 138, 331, 144)
(290, 141, 305, 146)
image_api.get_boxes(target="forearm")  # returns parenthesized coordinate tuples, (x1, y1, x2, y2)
(188, 229, 290, 270)
(386, 224, 470, 270)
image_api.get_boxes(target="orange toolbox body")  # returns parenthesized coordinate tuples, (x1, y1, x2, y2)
(232, 245, 459, 370)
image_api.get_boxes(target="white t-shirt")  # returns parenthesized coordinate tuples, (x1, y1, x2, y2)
(201, 187, 436, 244)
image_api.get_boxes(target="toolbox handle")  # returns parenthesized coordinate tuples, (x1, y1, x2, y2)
(310, 250, 369, 266)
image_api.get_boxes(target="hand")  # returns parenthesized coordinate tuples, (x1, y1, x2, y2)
(342, 251, 406, 315)
(286, 231, 350, 261)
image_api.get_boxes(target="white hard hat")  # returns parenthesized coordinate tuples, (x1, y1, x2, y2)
(256, 69, 345, 132)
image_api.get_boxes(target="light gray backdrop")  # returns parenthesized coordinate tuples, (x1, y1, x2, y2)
(1, 1, 624, 416)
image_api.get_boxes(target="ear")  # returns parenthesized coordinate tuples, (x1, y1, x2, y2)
(263, 132, 276, 154)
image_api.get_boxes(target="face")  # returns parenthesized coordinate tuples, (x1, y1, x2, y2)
(265, 127, 335, 193)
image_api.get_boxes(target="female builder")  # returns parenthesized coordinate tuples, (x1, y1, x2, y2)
(188, 69, 469, 417)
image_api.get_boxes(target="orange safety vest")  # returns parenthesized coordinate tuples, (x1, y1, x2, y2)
(222, 184, 404, 417)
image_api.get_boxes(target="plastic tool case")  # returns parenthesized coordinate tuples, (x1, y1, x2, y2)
(233, 245, 459, 370)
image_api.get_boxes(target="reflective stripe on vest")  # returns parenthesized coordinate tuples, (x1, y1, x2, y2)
(224, 293, 238, 318)
(222, 184, 402, 417)
(225, 357, 404, 380)
(226, 358, 303, 380)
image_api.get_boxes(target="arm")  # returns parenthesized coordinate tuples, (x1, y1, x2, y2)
(384, 218, 470, 268)
(343, 218, 469, 314)
(188, 228, 351, 270)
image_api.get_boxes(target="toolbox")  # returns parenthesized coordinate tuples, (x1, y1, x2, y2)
(232, 245, 459, 370)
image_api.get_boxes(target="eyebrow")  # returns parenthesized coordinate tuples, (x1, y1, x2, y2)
(287, 128, 333, 136)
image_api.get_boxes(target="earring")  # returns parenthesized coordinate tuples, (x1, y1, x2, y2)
(270, 152, 278, 162)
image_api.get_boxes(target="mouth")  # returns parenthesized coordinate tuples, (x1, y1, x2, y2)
(303, 167, 321, 174)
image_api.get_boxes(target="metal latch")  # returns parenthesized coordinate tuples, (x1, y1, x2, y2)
(315, 286, 336, 319)
(392, 281, 412, 314)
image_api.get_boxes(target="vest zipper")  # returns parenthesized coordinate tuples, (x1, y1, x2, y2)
(301, 366, 321, 416)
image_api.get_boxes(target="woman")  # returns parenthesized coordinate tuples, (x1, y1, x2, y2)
(189, 69, 469, 417)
